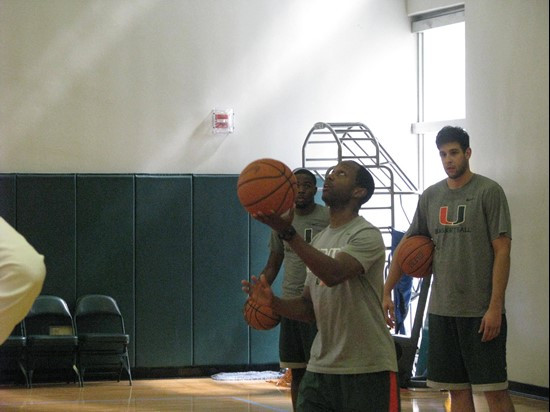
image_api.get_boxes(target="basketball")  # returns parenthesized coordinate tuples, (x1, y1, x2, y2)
(237, 158, 297, 215)
(243, 298, 280, 330)
(395, 235, 434, 278)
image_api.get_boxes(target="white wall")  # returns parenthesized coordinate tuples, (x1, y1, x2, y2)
(0, 0, 417, 175)
(465, 0, 549, 388)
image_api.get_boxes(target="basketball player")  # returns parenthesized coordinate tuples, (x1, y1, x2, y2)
(383, 126, 515, 412)
(260, 168, 329, 410)
(242, 161, 400, 411)
(0, 218, 46, 344)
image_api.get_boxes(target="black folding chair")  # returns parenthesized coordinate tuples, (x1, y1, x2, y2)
(25, 295, 82, 387)
(75, 294, 132, 385)
(0, 321, 29, 387)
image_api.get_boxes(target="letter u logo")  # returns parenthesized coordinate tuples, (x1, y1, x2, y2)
(439, 205, 466, 225)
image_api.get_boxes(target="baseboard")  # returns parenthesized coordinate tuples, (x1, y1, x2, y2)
(508, 381, 549, 401)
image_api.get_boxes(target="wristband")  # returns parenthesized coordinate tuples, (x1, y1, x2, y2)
(277, 226, 297, 241)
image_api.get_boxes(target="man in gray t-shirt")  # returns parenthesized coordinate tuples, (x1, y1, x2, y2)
(384, 126, 515, 412)
(243, 161, 400, 411)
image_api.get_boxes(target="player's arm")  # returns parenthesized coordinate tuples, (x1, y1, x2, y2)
(272, 284, 315, 323)
(283, 233, 363, 287)
(254, 212, 363, 287)
(261, 249, 284, 286)
(479, 235, 511, 342)
(382, 239, 406, 329)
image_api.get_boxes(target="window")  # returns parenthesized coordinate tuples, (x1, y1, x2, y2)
(411, 7, 466, 189)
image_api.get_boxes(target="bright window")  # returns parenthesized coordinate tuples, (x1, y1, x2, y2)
(423, 23, 465, 122)
(413, 11, 466, 189)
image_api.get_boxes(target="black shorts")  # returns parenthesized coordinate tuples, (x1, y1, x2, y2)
(279, 317, 317, 369)
(427, 314, 509, 392)
(297, 370, 401, 412)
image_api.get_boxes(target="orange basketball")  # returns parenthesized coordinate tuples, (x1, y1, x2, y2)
(395, 235, 434, 278)
(237, 158, 297, 215)
(243, 298, 280, 330)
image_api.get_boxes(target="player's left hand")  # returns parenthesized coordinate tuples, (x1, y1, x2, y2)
(479, 307, 502, 342)
(252, 207, 294, 233)
(241, 275, 273, 307)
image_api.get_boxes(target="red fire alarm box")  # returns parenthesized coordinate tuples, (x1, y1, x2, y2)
(212, 109, 234, 134)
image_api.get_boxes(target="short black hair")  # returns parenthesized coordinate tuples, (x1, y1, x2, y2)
(436, 126, 470, 152)
(293, 168, 317, 185)
(350, 161, 375, 204)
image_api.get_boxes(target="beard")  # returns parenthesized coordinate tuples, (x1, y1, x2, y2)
(447, 162, 468, 179)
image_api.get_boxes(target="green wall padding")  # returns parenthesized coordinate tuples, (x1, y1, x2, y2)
(2, 173, 283, 370)
(76, 175, 136, 365)
(16, 175, 76, 304)
(0, 174, 16, 225)
(192, 175, 249, 365)
(135, 175, 193, 367)
(249, 217, 282, 364)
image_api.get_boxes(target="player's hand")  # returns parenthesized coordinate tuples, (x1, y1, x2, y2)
(253, 207, 294, 233)
(479, 307, 502, 342)
(241, 274, 274, 307)
(382, 294, 396, 330)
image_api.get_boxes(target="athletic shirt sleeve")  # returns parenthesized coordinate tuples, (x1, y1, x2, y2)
(484, 182, 512, 240)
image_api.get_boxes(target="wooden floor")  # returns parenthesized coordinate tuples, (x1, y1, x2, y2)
(0, 378, 547, 411)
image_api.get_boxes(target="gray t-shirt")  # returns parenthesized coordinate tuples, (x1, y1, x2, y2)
(270, 204, 329, 298)
(304, 216, 398, 374)
(407, 174, 512, 317)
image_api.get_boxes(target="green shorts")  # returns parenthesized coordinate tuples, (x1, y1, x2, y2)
(297, 370, 401, 412)
(427, 314, 509, 392)
(279, 317, 317, 369)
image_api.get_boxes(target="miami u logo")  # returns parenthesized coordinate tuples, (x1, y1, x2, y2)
(439, 205, 466, 225)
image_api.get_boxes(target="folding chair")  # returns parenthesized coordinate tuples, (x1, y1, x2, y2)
(0, 321, 29, 387)
(75, 294, 132, 385)
(25, 295, 82, 387)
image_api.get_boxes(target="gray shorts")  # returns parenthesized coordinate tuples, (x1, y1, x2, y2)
(427, 314, 509, 392)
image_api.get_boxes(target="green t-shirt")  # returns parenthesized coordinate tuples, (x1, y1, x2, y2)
(304, 216, 398, 374)
(407, 174, 512, 317)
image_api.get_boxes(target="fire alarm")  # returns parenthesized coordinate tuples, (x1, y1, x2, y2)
(211, 109, 234, 134)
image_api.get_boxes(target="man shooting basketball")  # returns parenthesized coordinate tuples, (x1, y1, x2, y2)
(259, 168, 329, 410)
(383, 126, 515, 412)
(242, 161, 400, 412)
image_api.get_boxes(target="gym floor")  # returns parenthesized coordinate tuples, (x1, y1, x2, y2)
(0, 378, 548, 411)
